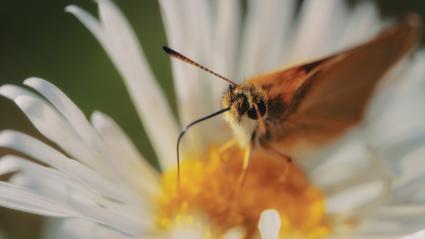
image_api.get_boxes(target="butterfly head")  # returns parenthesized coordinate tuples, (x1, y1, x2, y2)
(222, 84, 267, 122)
(162, 45, 268, 147)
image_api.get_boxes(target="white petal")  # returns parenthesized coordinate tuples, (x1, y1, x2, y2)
(21, 79, 161, 197)
(91, 111, 160, 196)
(0, 155, 20, 175)
(179, 0, 212, 61)
(239, 0, 296, 77)
(0, 155, 110, 209)
(0, 182, 76, 217)
(326, 180, 387, 215)
(43, 219, 134, 239)
(0, 130, 134, 203)
(1, 86, 111, 173)
(353, 217, 424, 237)
(403, 229, 425, 239)
(391, 146, 425, 197)
(1, 174, 152, 236)
(159, 0, 215, 153)
(67, 1, 179, 170)
(1, 155, 76, 189)
(374, 204, 425, 220)
(210, 0, 240, 99)
(180, 0, 217, 115)
(71, 200, 152, 236)
(337, 1, 380, 50)
(185, 0, 242, 147)
(157, 0, 190, 106)
(195, 0, 241, 146)
(65, 5, 105, 44)
(311, 140, 370, 189)
(160, 0, 238, 156)
(286, 0, 349, 63)
(23, 78, 108, 162)
(258, 209, 281, 239)
(158, 0, 184, 49)
(6, 169, 153, 236)
(379, 129, 425, 171)
(0, 84, 37, 99)
(13, 94, 108, 172)
(23, 79, 135, 181)
(1, 88, 147, 201)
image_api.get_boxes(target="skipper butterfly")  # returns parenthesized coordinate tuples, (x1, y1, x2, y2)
(164, 14, 421, 183)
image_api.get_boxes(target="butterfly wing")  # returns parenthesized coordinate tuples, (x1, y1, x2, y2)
(253, 15, 421, 152)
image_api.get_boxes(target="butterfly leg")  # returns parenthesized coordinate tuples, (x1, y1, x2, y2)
(260, 141, 292, 181)
(218, 138, 238, 172)
(238, 144, 253, 187)
(237, 131, 256, 187)
(230, 136, 254, 218)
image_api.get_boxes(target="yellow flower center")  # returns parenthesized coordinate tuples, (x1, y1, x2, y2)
(158, 145, 330, 238)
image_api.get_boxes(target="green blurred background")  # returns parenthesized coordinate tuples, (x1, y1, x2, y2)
(0, 0, 424, 238)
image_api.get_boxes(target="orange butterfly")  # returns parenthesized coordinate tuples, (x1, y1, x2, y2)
(164, 14, 421, 183)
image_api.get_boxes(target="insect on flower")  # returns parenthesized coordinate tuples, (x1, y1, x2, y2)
(164, 14, 421, 185)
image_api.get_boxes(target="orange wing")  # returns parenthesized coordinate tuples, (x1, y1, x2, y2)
(251, 14, 421, 152)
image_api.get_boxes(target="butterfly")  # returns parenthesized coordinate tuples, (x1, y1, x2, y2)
(164, 14, 421, 183)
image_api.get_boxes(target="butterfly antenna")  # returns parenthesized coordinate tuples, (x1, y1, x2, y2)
(163, 46, 239, 86)
(176, 107, 231, 189)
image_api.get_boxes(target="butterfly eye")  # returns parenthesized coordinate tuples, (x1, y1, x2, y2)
(247, 107, 258, 119)
(247, 100, 266, 120)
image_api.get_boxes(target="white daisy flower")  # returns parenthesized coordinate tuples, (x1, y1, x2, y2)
(402, 229, 425, 239)
(0, 0, 424, 238)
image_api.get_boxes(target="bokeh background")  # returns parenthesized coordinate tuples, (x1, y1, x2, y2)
(0, 0, 424, 238)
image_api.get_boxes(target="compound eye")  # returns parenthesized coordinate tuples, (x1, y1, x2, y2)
(247, 107, 257, 119)
(247, 100, 266, 120)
